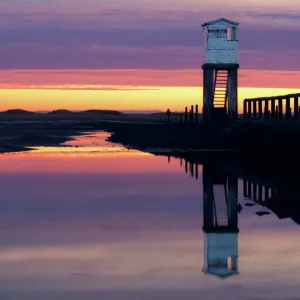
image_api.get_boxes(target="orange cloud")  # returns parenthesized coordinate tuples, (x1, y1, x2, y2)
(1, 69, 299, 113)
(1, 69, 300, 89)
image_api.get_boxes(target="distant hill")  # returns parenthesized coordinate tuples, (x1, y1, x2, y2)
(121, 110, 162, 114)
(47, 109, 75, 115)
(83, 110, 123, 116)
(0, 109, 39, 115)
(0, 108, 169, 122)
(47, 109, 123, 116)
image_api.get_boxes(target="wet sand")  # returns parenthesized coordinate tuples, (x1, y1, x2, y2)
(0, 121, 89, 153)
(0, 110, 171, 154)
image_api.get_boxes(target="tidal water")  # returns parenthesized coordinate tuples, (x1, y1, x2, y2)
(0, 132, 299, 299)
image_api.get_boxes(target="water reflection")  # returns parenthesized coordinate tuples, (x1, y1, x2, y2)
(244, 180, 300, 225)
(176, 154, 300, 282)
(202, 164, 239, 279)
(174, 156, 241, 279)
(1, 133, 300, 298)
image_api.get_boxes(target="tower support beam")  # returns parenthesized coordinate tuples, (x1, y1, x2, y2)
(202, 64, 239, 121)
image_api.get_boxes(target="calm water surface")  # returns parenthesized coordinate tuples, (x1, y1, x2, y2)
(0, 132, 299, 299)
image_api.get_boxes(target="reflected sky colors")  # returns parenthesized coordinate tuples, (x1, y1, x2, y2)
(0, 132, 299, 299)
(1, 0, 300, 111)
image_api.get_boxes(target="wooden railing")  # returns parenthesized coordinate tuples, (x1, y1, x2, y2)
(243, 93, 300, 119)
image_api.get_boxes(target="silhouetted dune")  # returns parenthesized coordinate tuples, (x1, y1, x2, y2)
(0, 109, 39, 115)
(47, 109, 74, 115)
(46, 109, 123, 116)
(83, 110, 123, 116)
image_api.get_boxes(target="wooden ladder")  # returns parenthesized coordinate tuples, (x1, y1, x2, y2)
(213, 70, 228, 109)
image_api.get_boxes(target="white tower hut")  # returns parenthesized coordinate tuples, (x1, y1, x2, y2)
(202, 18, 239, 120)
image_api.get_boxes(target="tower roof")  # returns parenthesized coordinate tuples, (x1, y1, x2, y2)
(202, 18, 239, 27)
(204, 268, 239, 279)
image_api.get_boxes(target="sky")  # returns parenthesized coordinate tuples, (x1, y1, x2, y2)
(1, 0, 300, 111)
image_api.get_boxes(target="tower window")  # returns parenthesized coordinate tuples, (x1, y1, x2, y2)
(227, 256, 233, 270)
(227, 27, 236, 41)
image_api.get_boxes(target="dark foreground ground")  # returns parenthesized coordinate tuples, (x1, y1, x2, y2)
(107, 118, 300, 152)
(0, 109, 171, 153)
(2, 110, 300, 154)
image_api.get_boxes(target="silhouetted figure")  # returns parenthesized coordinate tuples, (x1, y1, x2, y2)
(166, 109, 171, 124)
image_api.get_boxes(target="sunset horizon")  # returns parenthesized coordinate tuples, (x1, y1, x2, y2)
(1, 1, 300, 298)
(2, 1, 300, 112)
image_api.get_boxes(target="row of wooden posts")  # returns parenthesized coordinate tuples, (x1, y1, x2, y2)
(243, 93, 300, 119)
(180, 105, 200, 124)
(243, 180, 274, 203)
(168, 156, 200, 179)
(182, 158, 199, 179)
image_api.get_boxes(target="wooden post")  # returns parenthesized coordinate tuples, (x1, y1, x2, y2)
(264, 100, 269, 119)
(184, 107, 188, 123)
(190, 162, 194, 177)
(247, 100, 252, 118)
(185, 160, 188, 173)
(271, 99, 276, 118)
(278, 98, 283, 118)
(247, 181, 252, 198)
(195, 164, 199, 180)
(195, 105, 199, 123)
(180, 158, 183, 167)
(258, 184, 263, 202)
(191, 105, 194, 124)
(264, 186, 269, 201)
(227, 175, 238, 229)
(253, 100, 257, 118)
(286, 97, 291, 118)
(203, 67, 215, 121)
(243, 100, 247, 119)
(258, 100, 263, 119)
(294, 96, 299, 118)
(227, 68, 238, 120)
(276, 106, 279, 118)
(243, 180, 247, 197)
(253, 183, 257, 201)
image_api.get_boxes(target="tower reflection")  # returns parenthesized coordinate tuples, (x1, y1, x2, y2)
(173, 154, 300, 280)
(175, 156, 241, 279)
(202, 164, 239, 279)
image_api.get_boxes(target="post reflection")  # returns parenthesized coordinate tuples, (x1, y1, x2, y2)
(244, 179, 300, 225)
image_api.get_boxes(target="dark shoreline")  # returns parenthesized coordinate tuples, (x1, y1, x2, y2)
(0, 121, 93, 154)
(103, 119, 300, 190)
(3, 117, 300, 154)
(0, 117, 299, 200)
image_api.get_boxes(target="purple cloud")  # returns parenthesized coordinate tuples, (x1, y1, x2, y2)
(0, 3, 300, 70)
